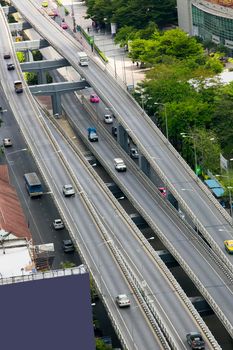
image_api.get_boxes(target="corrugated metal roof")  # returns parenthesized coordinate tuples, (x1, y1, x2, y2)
(0, 165, 31, 239)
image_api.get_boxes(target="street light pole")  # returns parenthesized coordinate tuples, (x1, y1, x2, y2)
(154, 102, 168, 141)
(181, 132, 198, 174)
(71, 0, 76, 33)
(227, 187, 233, 219)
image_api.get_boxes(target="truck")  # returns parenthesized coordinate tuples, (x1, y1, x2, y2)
(14, 80, 23, 93)
(78, 51, 89, 66)
(24, 172, 43, 197)
(114, 158, 127, 172)
(88, 127, 98, 142)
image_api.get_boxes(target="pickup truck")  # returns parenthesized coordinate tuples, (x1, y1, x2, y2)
(88, 127, 98, 142)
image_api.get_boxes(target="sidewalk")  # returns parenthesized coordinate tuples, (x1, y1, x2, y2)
(56, 0, 145, 88)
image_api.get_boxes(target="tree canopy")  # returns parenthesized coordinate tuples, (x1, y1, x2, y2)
(85, 0, 177, 29)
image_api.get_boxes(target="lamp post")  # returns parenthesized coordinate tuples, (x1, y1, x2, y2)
(154, 102, 168, 140)
(180, 132, 198, 174)
(227, 186, 233, 219)
(216, 171, 233, 219)
(71, 0, 76, 33)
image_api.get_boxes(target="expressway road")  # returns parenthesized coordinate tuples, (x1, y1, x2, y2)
(58, 83, 233, 337)
(0, 10, 165, 350)
(10, 0, 233, 269)
(0, 7, 205, 350)
(0, 6, 219, 350)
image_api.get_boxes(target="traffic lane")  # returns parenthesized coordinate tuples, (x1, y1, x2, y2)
(61, 91, 233, 329)
(31, 123, 162, 348)
(47, 113, 205, 348)
(0, 9, 160, 348)
(0, 100, 82, 268)
(13, 0, 231, 250)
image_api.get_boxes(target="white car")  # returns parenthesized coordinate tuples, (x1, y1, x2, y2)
(62, 184, 75, 197)
(116, 294, 130, 307)
(3, 138, 12, 147)
(104, 114, 113, 124)
(114, 158, 127, 172)
(53, 219, 65, 230)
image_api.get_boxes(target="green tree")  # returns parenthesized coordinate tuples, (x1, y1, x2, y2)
(16, 52, 25, 63)
(211, 82, 233, 158)
(25, 72, 38, 85)
(85, 0, 177, 29)
(96, 338, 112, 350)
(114, 26, 137, 47)
(181, 128, 221, 173)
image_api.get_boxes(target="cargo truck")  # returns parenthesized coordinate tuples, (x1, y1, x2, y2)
(14, 80, 23, 93)
(77, 51, 89, 66)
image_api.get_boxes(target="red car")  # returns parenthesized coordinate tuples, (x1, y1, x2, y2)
(60, 22, 68, 29)
(90, 94, 100, 103)
(158, 187, 167, 197)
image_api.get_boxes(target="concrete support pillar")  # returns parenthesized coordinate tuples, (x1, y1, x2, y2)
(139, 155, 150, 177)
(51, 93, 62, 116)
(117, 124, 129, 152)
(37, 70, 47, 85)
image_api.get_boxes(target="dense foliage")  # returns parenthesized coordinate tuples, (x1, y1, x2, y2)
(85, 0, 177, 29)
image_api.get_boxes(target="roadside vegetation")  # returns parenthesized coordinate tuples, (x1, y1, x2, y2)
(85, 0, 233, 176)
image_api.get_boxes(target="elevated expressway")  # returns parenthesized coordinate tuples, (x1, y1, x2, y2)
(0, 6, 219, 350)
(10, 0, 233, 274)
(8, 0, 233, 338)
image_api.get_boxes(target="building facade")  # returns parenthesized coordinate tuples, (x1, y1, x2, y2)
(177, 0, 233, 50)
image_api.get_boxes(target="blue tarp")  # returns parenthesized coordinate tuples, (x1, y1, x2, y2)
(204, 179, 222, 189)
(212, 187, 225, 198)
(204, 179, 225, 198)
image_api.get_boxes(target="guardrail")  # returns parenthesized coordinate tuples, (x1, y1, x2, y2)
(2, 4, 225, 346)
(47, 108, 182, 349)
(59, 96, 221, 349)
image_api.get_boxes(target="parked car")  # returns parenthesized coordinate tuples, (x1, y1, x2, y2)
(53, 219, 65, 230)
(116, 294, 130, 307)
(3, 138, 12, 147)
(130, 147, 139, 159)
(62, 239, 75, 253)
(7, 63, 15, 71)
(224, 239, 233, 254)
(90, 94, 100, 103)
(104, 114, 113, 124)
(60, 22, 68, 29)
(3, 53, 11, 59)
(186, 332, 205, 349)
(62, 184, 75, 197)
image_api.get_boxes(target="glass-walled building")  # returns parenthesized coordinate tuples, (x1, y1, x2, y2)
(177, 0, 233, 50)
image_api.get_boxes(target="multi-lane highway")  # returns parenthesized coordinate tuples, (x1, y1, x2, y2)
(0, 5, 221, 350)
(14, 0, 233, 334)
(10, 0, 233, 273)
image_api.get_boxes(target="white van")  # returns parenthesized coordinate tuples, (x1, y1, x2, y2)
(114, 158, 127, 172)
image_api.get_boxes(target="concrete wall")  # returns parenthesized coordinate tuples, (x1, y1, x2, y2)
(177, 0, 193, 34)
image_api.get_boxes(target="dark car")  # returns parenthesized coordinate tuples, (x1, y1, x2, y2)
(112, 126, 117, 136)
(130, 147, 139, 159)
(3, 53, 11, 59)
(186, 332, 205, 349)
(62, 239, 75, 253)
(7, 63, 15, 71)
